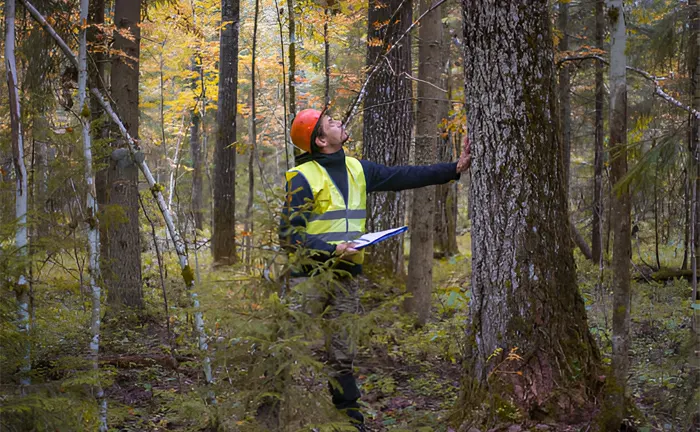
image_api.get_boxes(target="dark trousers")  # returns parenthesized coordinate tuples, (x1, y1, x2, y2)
(290, 276, 365, 424)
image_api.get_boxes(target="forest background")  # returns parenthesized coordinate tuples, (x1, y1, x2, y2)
(0, 0, 699, 431)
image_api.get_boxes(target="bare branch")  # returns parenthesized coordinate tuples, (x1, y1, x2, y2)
(559, 54, 700, 119)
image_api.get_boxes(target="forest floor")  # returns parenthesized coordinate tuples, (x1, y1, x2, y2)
(15, 234, 698, 432)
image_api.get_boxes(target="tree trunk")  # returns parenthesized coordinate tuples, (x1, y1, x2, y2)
(606, 0, 631, 427)
(434, 10, 458, 257)
(363, 0, 413, 276)
(558, 0, 571, 194)
(461, 0, 600, 419)
(78, 0, 107, 427)
(213, 0, 240, 265)
(287, 0, 296, 116)
(245, 0, 260, 271)
(103, 0, 143, 308)
(592, 0, 605, 266)
(406, 0, 442, 325)
(691, 0, 700, 333)
(5, 0, 31, 390)
(191, 111, 204, 231)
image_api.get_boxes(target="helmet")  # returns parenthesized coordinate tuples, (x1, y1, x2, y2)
(290, 109, 323, 153)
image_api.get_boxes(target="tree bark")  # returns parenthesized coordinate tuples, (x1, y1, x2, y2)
(434, 10, 458, 257)
(406, 0, 442, 325)
(103, 0, 143, 308)
(606, 0, 631, 427)
(558, 0, 571, 194)
(244, 0, 260, 271)
(78, 0, 107, 427)
(5, 0, 31, 390)
(461, 0, 600, 419)
(363, 0, 413, 276)
(592, 0, 605, 266)
(191, 111, 204, 231)
(213, 0, 240, 265)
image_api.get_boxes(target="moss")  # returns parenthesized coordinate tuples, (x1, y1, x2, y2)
(182, 265, 195, 287)
(151, 183, 166, 194)
(80, 101, 90, 118)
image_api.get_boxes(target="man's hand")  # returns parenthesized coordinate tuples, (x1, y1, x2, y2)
(335, 242, 360, 257)
(456, 135, 471, 173)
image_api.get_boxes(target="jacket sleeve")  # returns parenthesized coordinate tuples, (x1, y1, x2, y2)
(360, 160, 460, 193)
(279, 171, 337, 255)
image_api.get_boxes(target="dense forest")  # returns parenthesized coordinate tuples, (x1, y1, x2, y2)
(0, 0, 698, 431)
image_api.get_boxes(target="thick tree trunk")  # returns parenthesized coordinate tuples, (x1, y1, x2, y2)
(5, 0, 31, 390)
(191, 112, 204, 231)
(606, 0, 631, 427)
(363, 0, 413, 276)
(406, 0, 442, 325)
(461, 0, 600, 419)
(592, 0, 605, 266)
(213, 0, 240, 265)
(78, 0, 107, 427)
(558, 0, 571, 194)
(103, 0, 143, 308)
(434, 11, 458, 257)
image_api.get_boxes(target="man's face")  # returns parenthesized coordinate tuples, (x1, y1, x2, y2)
(314, 115, 348, 154)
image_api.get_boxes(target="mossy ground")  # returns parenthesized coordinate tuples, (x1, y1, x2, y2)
(4, 232, 696, 431)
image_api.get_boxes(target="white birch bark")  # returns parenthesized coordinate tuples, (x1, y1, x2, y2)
(78, 0, 108, 428)
(5, 0, 31, 390)
(19, 0, 213, 385)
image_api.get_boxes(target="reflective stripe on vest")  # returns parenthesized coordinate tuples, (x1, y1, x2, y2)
(285, 156, 367, 264)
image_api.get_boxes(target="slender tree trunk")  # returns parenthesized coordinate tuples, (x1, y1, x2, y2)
(691, 0, 700, 331)
(5, 0, 31, 391)
(434, 11, 458, 257)
(244, 0, 260, 271)
(406, 0, 442, 325)
(684, 165, 690, 270)
(78, 0, 107, 427)
(461, 0, 600, 419)
(191, 111, 204, 230)
(324, 8, 330, 107)
(654, 159, 661, 270)
(363, 0, 413, 276)
(213, 0, 240, 265)
(606, 0, 631, 427)
(287, 0, 296, 118)
(559, 1, 593, 261)
(104, 0, 143, 308)
(592, 0, 605, 265)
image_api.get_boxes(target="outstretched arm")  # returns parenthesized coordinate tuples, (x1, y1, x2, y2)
(361, 136, 471, 193)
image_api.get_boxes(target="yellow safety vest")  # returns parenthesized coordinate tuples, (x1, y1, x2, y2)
(285, 157, 367, 264)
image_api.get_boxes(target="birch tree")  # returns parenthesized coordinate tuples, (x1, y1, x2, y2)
(78, 0, 107, 427)
(5, 0, 31, 390)
(461, 0, 600, 418)
(406, 0, 442, 325)
(605, 0, 632, 427)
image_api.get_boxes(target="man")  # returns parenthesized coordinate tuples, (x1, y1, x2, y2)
(279, 108, 470, 429)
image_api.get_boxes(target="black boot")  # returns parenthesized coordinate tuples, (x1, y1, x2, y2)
(329, 373, 364, 429)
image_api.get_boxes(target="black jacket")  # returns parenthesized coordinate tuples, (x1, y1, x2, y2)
(280, 148, 460, 276)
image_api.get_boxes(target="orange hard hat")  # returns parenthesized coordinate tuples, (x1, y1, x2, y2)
(290, 109, 323, 153)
